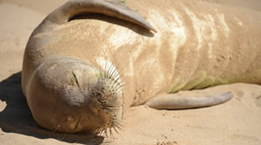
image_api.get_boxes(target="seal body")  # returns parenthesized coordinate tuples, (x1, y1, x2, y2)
(22, 0, 261, 134)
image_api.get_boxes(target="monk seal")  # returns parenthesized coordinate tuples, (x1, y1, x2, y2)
(22, 0, 261, 135)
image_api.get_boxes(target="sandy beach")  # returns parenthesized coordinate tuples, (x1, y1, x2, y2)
(0, 0, 261, 145)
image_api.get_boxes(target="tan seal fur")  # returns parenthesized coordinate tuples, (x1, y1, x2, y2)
(22, 0, 261, 134)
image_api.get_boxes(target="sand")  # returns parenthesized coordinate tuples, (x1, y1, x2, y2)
(0, 0, 261, 145)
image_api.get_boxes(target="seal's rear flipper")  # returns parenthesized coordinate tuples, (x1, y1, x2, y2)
(36, 0, 156, 34)
(145, 92, 233, 110)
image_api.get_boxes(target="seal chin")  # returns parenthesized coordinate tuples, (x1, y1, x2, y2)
(27, 57, 123, 134)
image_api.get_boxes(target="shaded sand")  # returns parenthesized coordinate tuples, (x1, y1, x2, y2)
(0, 0, 261, 145)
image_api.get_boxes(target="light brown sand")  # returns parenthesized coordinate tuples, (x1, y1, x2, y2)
(0, 0, 261, 145)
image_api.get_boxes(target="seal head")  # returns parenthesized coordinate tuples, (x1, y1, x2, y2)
(26, 58, 123, 134)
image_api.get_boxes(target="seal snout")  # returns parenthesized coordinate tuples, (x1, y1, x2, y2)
(90, 73, 124, 134)
(67, 63, 124, 134)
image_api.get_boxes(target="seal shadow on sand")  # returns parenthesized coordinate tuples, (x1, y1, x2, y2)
(0, 72, 104, 145)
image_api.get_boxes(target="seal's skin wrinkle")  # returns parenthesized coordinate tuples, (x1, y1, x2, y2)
(205, 14, 218, 58)
(22, 0, 261, 134)
(167, 11, 187, 48)
(184, 8, 204, 51)
(218, 14, 231, 38)
(109, 27, 137, 48)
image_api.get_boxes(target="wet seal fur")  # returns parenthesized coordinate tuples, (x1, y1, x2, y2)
(22, 0, 261, 135)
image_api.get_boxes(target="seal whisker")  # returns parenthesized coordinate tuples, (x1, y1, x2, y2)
(104, 59, 109, 78)
(107, 63, 113, 79)
(112, 83, 125, 92)
(95, 128, 101, 135)
(111, 74, 122, 85)
(97, 127, 104, 135)
(110, 75, 124, 86)
(107, 61, 115, 78)
(113, 126, 119, 134)
(108, 64, 120, 80)
(104, 128, 109, 138)
(100, 127, 105, 135)
(114, 122, 123, 131)
(109, 127, 113, 137)
(110, 65, 118, 78)
(101, 127, 106, 135)
(111, 83, 122, 93)
(115, 68, 126, 81)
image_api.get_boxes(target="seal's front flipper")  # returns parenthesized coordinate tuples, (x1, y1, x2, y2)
(37, 0, 156, 34)
(145, 92, 233, 110)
